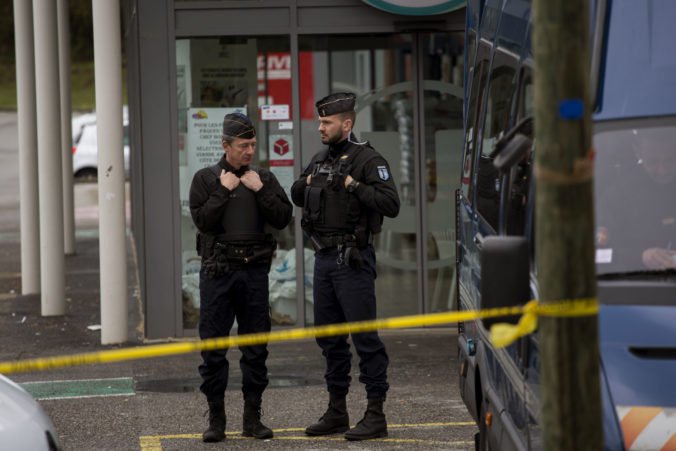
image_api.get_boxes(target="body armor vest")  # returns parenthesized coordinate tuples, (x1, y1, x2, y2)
(221, 182, 264, 240)
(303, 157, 361, 235)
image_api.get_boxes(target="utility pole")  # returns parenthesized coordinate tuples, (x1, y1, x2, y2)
(532, 0, 603, 449)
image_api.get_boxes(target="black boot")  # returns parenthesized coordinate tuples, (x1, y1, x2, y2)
(344, 397, 387, 441)
(242, 399, 273, 439)
(305, 393, 350, 436)
(202, 400, 226, 442)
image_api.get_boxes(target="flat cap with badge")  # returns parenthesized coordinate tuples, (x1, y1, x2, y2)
(222, 112, 256, 139)
(315, 92, 356, 117)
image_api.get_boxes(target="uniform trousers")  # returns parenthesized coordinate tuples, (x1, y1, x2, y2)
(198, 265, 271, 403)
(313, 245, 389, 399)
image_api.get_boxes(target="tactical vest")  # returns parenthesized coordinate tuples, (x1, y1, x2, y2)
(210, 164, 265, 242)
(303, 153, 362, 236)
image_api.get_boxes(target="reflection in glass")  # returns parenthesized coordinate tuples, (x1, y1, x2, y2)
(421, 33, 465, 313)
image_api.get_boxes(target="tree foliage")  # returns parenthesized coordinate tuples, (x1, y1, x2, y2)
(1, 0, 94, 62)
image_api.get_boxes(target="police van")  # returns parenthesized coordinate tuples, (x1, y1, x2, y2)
(456, 0, 676, 449)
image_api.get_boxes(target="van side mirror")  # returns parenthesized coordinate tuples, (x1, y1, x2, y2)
(480, 236, 530, 329)
(491, 116, 533, 171)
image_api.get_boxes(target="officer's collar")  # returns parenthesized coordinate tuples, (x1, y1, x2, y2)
(219, 156, 249, 177)
(328, 138, 350, 158)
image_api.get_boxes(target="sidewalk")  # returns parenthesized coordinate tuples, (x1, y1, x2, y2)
(0, 228, 143, 366)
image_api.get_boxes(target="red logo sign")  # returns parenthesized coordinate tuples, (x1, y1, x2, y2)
(273, 139, 290, 157)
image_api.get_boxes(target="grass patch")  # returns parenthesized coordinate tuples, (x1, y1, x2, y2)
(0, 61, 127, 112)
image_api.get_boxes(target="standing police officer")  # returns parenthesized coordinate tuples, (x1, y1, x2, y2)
(190, 112, 292, 443)
(291, 93, 400, 441)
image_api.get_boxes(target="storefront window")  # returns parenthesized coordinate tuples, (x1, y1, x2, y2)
(298, 34, 419, 322)
(176, 36, 297, 329)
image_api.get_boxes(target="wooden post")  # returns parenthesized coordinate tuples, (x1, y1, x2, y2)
(532, 0, 603, 449)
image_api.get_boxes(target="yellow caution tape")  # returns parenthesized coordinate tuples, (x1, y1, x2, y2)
(489, 297, 599, 348)
(0, 298, 597, 374)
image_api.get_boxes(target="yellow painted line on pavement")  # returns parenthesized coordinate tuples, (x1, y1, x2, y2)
(0, 298, 598, 375)
(138, 422, 476, 450)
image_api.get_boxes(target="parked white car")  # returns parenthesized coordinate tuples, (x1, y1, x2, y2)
(72, 107, 130, 181)
(0, 374, 61, 450)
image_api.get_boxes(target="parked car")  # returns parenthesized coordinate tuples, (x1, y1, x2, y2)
(71, 106, 130, 182)
(0, 374, 61, 450)
(456, 1, 676, 450)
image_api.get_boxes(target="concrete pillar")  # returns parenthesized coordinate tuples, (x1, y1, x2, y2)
(13, 0, 40, 295)
(58, 0, 75, 255)
(92, 0, 128, 344)
(33, 0, 65, 315)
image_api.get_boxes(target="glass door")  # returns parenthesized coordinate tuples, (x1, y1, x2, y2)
(298, 31, 464, 321)
(176, 36, 298, 330)
(420, 33, 465, 313)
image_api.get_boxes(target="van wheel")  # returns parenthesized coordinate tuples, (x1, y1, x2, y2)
(75, 168, 98, 183)
(477, 400, 489, 451)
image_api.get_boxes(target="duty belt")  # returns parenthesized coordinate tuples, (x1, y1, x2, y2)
(309, 233, 373, 253)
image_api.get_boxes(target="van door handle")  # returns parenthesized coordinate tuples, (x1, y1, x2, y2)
(473, 233, 484, 249)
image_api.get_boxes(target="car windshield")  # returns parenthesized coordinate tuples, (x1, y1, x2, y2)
(594, 120, 676, 275)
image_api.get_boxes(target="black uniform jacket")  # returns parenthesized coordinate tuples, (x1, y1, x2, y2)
(290, 137, 400, 224)
(190, 155, 292, 234)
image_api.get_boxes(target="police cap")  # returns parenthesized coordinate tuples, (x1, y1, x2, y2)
(315, 92, 356, 117)
(222, 112, 256, 139)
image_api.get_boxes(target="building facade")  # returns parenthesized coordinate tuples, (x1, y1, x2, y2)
(124, 0, 466, 338)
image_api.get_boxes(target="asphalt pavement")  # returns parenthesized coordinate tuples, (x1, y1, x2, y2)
(0, 111, 476, 450)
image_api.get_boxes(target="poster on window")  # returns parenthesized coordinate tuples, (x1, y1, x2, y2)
(190, 39, 257, 110)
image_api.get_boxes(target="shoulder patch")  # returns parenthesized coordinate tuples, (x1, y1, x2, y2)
(377, 165, 390, 181)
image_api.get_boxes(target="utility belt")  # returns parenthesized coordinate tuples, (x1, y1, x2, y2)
(198, 233, 276, 277)
(308, 230, 373, 254)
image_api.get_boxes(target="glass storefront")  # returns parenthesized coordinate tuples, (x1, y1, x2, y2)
(176, 36, 298, 328)
(175, 31, 464, 332)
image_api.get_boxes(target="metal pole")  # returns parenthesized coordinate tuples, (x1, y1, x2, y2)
(33, 0, 65, 315)
(13, 0, 40, 295)
(58, 0, 75, 255)
(92, 0, 128, 344)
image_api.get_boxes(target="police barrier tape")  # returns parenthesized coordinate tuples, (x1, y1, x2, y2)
(0, 298, 598, 375)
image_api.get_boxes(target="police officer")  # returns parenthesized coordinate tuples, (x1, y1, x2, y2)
(290, 92, 400, 441)
(190, 112, 292, 443)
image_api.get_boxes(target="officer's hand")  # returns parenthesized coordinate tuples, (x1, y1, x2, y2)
(306, 174, 312, 185)
(240, 170, 263, 192)
(642, 247, 676, 269)
(344, 175, 354, 188)
(220, 170, 240, 191)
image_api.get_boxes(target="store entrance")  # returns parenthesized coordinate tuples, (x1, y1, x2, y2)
(299, 32, 465, 321)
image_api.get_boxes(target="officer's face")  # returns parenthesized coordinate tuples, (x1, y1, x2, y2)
(224, 137, 257, 169)
(318, 115, 350, 145)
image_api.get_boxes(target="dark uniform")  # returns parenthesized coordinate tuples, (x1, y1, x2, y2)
(290, 93, 400, 440)
(190, 113, 292, 442)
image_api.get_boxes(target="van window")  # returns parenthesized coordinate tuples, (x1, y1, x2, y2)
(476, 64, 516, 230)
(461, 56, 489, 200)
(505, 71, 533, 236)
